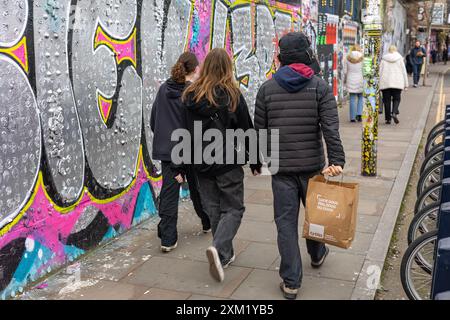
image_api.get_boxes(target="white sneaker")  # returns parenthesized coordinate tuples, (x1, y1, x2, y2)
(222, 254, 235, 269)
(206, 246, 224, 282)
(161, 242, 177, 253)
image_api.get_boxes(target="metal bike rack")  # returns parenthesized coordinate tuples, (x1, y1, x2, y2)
(431, 105, 450, 300)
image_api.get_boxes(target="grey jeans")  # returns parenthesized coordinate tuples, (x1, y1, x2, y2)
(197, 166, 245, 264)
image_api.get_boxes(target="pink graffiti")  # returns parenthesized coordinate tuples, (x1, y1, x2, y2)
(95, 28, 136, 66)
(0, 161, 159, 264)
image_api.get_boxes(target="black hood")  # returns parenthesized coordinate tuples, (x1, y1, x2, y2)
(165, 78, 186, 99)
(184, 87, 230, 117)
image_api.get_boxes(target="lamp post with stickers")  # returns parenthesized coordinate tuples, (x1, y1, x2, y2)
(361, 0, 383, 177)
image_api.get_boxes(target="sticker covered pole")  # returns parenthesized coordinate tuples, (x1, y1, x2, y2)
(361, 0, 383, 176)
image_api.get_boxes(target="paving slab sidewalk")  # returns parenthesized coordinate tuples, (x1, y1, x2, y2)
(18, 67, 441, 300)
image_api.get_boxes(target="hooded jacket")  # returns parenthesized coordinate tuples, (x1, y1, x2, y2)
(183, 88, 259, 176)
(150, 78, 188, 162)
(344, 51, 364, 94)
(379, 52, 409, 90)
(254, 63, 345, 174)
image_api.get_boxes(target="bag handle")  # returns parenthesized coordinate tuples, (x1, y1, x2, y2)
(324, 172, 344, 186)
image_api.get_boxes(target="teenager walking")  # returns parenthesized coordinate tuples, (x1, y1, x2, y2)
(344, 45, 364, 122)
(150, 52, 211, 253)
(379, 45, 409, 125)
(254, 32, 345, 299)
(182, 48, 260, 282)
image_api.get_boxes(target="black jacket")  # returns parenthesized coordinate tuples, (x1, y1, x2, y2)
(184, 88, 260, 176)
(150, 78, 187, 162)
(254, 63, 345, 174)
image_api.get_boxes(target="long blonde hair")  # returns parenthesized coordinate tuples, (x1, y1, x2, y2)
(183, 48, 241, 112)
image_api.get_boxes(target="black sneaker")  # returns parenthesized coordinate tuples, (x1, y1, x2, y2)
(311, 247, 329, 268)
(279, 282, 298, 300)
(385, 120, 391, 125)
(356, 115, 362, 122)
(350, 119, 356, 123)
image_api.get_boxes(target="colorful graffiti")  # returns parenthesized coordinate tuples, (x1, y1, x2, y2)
(317, 13, 339, 98)
(0, 0, 304, 299)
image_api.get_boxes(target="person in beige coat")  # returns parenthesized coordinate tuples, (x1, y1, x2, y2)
(379, 45, 409, 124)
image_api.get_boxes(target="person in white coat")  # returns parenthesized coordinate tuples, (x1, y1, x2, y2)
(379, 45, 409, 124)
(344, 45, 364, 122)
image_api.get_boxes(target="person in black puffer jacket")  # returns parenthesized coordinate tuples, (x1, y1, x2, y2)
(150, 52, 211, 253)
(253, 32, 345, 300)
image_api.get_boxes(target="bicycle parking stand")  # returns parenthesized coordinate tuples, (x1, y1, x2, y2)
(431, 105, 450, 300)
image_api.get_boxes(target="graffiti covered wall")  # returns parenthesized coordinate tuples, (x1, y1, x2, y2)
(0, 0, 304, 299)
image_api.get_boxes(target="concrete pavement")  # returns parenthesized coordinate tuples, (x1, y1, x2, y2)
(17, 66, 443, 300)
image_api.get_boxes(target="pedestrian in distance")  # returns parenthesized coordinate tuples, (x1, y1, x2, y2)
(182, 48, 261, 283)
(431, 48, 437, 64)
(409, 40, 426, 87)
(150, 52, 211, 253)
(344, 45, 364, 123)
(443, 45, 448, 65)
(405, 53, 413, 76)
(253, 32, 345, 300)
(379, 45, 409, 125)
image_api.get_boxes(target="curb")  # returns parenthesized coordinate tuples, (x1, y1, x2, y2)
(350, 70, 442, 300)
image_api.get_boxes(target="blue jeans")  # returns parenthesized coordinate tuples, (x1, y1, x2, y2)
(349, 93, 363, 121)
(413, 63, 422, 85)
(272, 172, 327, 289)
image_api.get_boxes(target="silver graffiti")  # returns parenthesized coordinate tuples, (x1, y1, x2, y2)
(0, 0, 27, 46)
(232, 5, 275, 116)
(71, 0, 142, 193)
(0, 55, 41, 229)
(211, 0, 227, 49)
(33, 0, 85, 204)
(274, 11, 292, 40)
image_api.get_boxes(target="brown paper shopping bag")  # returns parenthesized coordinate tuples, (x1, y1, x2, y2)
(302, 175, 359, 249)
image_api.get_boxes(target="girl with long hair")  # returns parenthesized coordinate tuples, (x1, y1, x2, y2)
(183, 48, 260, 282)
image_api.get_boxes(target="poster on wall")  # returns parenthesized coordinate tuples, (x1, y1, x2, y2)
(432, 3, 445, 25)
(310, 0, 319, 21)
(317, 44, 334, 90)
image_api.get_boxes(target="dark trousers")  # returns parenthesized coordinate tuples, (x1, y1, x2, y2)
(412, 63, 422, 85)
(272, 172, 327, 289)
(197, 166, 245, 264)
(382, 88, 402, 122)
(157, 161, 210, 246)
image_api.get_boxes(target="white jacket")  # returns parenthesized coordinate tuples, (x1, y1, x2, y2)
(344, 51, 364, 93)
(379, 52, 409, 90)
